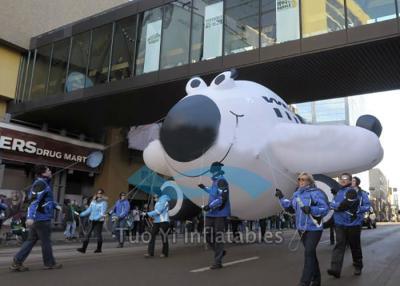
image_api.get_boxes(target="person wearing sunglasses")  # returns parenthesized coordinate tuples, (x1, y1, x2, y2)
(327, 173, 370, 278)
(77, 189, 108, 254)
(110, 192, 130, 248)
(275, 172, 329, 286)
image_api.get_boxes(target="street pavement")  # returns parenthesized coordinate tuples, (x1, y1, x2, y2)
(0, 223, 399, 286)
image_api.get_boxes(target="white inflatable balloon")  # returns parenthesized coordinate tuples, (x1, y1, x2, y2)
(143, 70, 384, 219)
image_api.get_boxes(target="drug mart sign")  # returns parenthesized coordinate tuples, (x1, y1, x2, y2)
(0, 122, 105, 172)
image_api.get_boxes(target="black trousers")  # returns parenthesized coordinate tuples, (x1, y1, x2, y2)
(84, 221, 103, 244)
(300, 230, 322, 285)
(148, 222, 169, 256)
(259, 219, 267, 241)
(206, 217, 226, 266)
(331, 226, 363, 273)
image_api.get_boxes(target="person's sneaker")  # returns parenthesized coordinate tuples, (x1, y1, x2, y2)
(327, 269, 340, 278)
(159, 254, 168, 258)
(354, 267, 362, 276)
(94, 249, 102, 253)
(210, 264, 223, 270)
(117, 243, 124, 248)
(43, 263, 63, 270)
(76, 248, 86, 254)
(144, 254, 154, 258)
(222, 250, 227, 257)
(9, 260, 29, 272)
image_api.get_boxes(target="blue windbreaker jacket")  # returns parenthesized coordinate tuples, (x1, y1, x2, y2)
(80, 198, 108, 221)
(112, 199, 130, 219)
(203, 175, 231, 217)
(147, 194, 170, 223)
(27, 177, 58, 221)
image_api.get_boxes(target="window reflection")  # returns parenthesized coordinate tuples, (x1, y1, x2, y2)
(30, 45, 52, 100)
(110, 16, 137, 81)
(136, 7, 163, 75)
(347, 0, 396, 28)
(224, 0, 259, 55)
(302, 0, 345, 38)
(191, 0, 224, 63)
(261, 0, 300, 47)
(67, 31, 91, 92)
(88, 24, 113, 85)
(160, 2, 191, 70)
(48, 38, 70, 95)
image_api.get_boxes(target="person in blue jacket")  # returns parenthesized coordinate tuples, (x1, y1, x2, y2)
(0, 198, 8, 232)
(198, 162, 231, 270)
(110, 192, 130, 248)
(77, 189, 108, 254)
(10, 165, 62, 272)
(144, 188, 171, 258)
(327, 173, 371, 278)
(275, 172, 329, 286)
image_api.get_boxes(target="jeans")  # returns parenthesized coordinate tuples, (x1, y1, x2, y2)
(64, 221, 76, 238)
(148, 222, 169, 256)
(114, 218, 127, 244)
(206, 217, 226, 266)
(300, 230, 322, 285)
(331, 226, 363, 273)
(14, 220, 56, 267)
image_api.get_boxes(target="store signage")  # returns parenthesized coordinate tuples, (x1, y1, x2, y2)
(0, 122, 105, 172)
(143, 19, 162, 73)
(203, 1, 223, 60)
(276, 0, 300, 43)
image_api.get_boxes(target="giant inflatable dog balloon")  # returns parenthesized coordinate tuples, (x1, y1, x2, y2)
(144, 70, 383, 220)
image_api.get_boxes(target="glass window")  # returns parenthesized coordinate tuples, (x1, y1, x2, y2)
(110, 16, 137, 81)
(315, 98, 346, 123)
(224, 0, 259, 55)
(135, 7, 163, 75)
(47, 38, 70, 96)
(67, 31, 91, 92)
(30, 44, 52, 100)
(296, 102, 313, 123)
(261, 0, 300, 47)
(302, 0, 345, 38)
(191, 0, 224, 63)
(347, 0, 396, 28)
(160, 2, 191, 70)
(23, 52, 34, 100)
(88, 24, 113, 85)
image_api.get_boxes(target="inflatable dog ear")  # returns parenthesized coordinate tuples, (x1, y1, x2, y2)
(210, 69, 238, 90)
(186, 77, 207, 94)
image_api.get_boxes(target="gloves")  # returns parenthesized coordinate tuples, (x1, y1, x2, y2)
(26, 219, 34, 227)
(275, 189, 284, 199)
(198, 184, 206, 190)
(55, 205, 62, 211)
(203, 205, 211, 212)
(144, 213, 149, 219)
(301, 206, 312, 215)
(331, 188, 338, 195)
(74, 211, 80, 216)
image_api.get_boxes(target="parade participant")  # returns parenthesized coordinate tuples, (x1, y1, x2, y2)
(0, 198, 7, 231)
(63, 200, 78, 240)
(131, 205, 141, 238)
(198, 162, 231, 270)
(327, 173, 371, 278)
(110, 192, 130, 248)
(144, 189, 171, 258)
(10, 165, 62, 271)
(77, 189, 108, 254)
(275, 172, 329, 286)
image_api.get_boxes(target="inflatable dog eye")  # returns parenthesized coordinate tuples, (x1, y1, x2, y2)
(211, 69, 238, 89)
(186, 77, 207, 94)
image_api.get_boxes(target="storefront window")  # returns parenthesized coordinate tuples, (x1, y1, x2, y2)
(47, 38, 70, 96)
(23, 52, 34, 100)
(88, 24, 113, 85)
(110, 16, 137, 81)
(160, 2, 191, 70)
(135, 7, 163, 75)
(224, 0, 259, 55)
(302, 0, 345, 38)
(191, 0, 224, 63)
(347, 0, 396, 28)
(261, 0, 300, 47)
(30, 44, 52, 100)
(67, 31, 91, 92)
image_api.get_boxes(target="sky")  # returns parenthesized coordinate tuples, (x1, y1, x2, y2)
(351, 90, 400, 190)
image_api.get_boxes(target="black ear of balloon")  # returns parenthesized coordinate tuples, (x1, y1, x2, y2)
(230, 68, 239, 79)
(356, 114, 382, 137)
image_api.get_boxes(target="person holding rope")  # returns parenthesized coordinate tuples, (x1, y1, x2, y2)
(77, 189, 108, 254)
(144, 189, 171, 258)
(10, 165, 62, 271)
(198, 162, 231, 270)
(327, 173, 370, 278)
(275, 172, 329, 286)
(110, 192, 130, 248)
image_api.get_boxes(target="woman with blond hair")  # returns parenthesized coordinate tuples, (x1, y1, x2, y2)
(275, 172, 329, 286)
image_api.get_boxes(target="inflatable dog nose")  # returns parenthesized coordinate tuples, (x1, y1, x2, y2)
(356, 115, 382, 137)
(160, 95, 221, 162)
